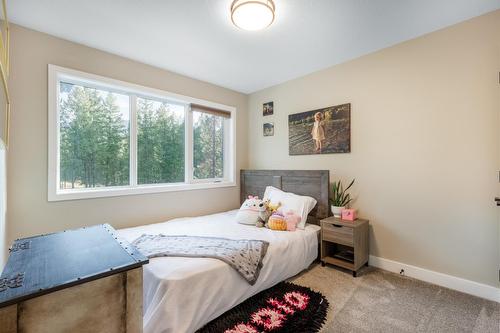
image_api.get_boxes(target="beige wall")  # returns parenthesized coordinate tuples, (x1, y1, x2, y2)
(0, 139, 5, 268)
(6, 25, 248, 248)
(0, 84, 5, 146)
(248, 11, 500, 287)
(0, 79, 5, 266)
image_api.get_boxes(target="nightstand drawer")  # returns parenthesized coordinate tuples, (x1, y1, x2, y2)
(322, 223, 354, 246)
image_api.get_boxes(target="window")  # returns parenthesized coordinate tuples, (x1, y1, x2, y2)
(192, 106, 229, 180)
(193, 112, 224, 179)
(137, 97, 185, 185)
(59, 82, 130, 190)
(48, 65, 236, 201)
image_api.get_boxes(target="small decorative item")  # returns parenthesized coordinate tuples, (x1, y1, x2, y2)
(284, 210, 300, 231)
(267, 201, 281, 212)
(341, 209, 357, 221)
(235, 195, 263, 226)
(263, 122, 274, 136)
(268, 212, 287, 231)
(263, 101, 274, 116)
(330, 179, 355, 218)
(288, 103, 350, 155)
(257, 199, 272, 227)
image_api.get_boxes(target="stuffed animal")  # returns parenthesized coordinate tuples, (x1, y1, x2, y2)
(267, 212, 287, 231)
(256, 199, 271, 228)
(284, 210, 301, 231)
(267, 201, 282, 213)
(264, 201, 281, 228)
(236, 195, 263, 225)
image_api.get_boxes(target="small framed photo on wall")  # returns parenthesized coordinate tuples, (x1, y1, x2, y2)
(263, 123, 274, 136)
(263, 101, 274, 116)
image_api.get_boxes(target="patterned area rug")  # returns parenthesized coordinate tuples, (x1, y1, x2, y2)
(198, 282, 329, 333)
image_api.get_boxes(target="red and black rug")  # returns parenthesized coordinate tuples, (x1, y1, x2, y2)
(198, 282, 329, 333)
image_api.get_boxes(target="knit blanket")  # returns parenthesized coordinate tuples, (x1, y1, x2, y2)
(131, 235, 269, 285)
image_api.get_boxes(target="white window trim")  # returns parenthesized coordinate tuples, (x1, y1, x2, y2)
(48, 64, 236, 201)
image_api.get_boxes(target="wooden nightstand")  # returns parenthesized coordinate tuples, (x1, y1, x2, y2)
(320, 217, 369, 277)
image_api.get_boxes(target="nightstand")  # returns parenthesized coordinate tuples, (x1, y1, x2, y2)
(320, 217, 369, 277)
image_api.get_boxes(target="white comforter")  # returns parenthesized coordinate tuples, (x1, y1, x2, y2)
(118, 210, 320, 333)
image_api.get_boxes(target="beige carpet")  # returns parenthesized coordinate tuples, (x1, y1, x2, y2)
(290, 264, 500, 333)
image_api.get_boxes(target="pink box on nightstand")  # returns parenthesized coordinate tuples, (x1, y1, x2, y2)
(341, 209, 357, 221)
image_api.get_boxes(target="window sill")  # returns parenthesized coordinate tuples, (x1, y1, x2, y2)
(48, 181, 236, 202)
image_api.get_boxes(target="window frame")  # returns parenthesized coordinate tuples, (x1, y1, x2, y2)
(48, 65, 236, 201)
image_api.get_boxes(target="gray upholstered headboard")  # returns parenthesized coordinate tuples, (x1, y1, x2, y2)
(240, 170, 330, 225)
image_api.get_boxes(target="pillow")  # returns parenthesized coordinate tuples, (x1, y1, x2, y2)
(263, 186, 317, 229)
(235, 196, 261, 225)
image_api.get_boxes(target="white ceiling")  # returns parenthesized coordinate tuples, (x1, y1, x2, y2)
(8, 0, 500, 94)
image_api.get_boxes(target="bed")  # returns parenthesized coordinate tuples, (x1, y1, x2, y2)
(118, 170, 329, 333)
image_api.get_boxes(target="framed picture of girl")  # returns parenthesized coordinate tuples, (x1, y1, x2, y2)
(288, 103, 351, 155)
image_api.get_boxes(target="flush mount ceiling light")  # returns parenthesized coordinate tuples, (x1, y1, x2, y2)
(231, 0, 275, 31)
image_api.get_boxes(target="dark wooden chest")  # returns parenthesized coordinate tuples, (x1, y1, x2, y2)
(0, 224, 148, 333)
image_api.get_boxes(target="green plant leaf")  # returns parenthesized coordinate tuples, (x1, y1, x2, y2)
(331, 179, 355, 207)
(345, 179, 355, 192)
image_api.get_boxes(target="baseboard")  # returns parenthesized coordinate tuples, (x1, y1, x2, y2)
(369, 255, 500, 303)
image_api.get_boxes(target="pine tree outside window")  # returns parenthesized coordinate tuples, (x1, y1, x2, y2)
(193, 111, 224, 180)
(48, 65, 236, 201)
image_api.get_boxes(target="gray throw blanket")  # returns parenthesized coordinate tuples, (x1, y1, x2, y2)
(132, 235, 269, 285)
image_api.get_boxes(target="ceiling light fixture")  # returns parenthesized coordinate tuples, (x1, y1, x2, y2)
(231, 0, 275, 31)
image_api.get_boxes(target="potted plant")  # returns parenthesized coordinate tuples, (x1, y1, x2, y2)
(330, 179, 355, 218)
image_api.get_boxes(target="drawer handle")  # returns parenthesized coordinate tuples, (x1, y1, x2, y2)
(332, 224, 343, 228)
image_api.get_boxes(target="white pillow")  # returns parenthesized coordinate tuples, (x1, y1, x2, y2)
(235, 196, 261, 225)
(263, 186, 317, 229)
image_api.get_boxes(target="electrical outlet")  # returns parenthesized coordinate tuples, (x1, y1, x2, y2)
(400, 269, 405, 276)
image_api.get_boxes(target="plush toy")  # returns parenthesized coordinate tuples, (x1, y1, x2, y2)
(267, 212, 287, 231)
(236, 195, 263, 225)
(256, 199, 271, 228)
(267, 201, 282, 213)
(263, 201, 281, 229)
(284, 210, 301, 231)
